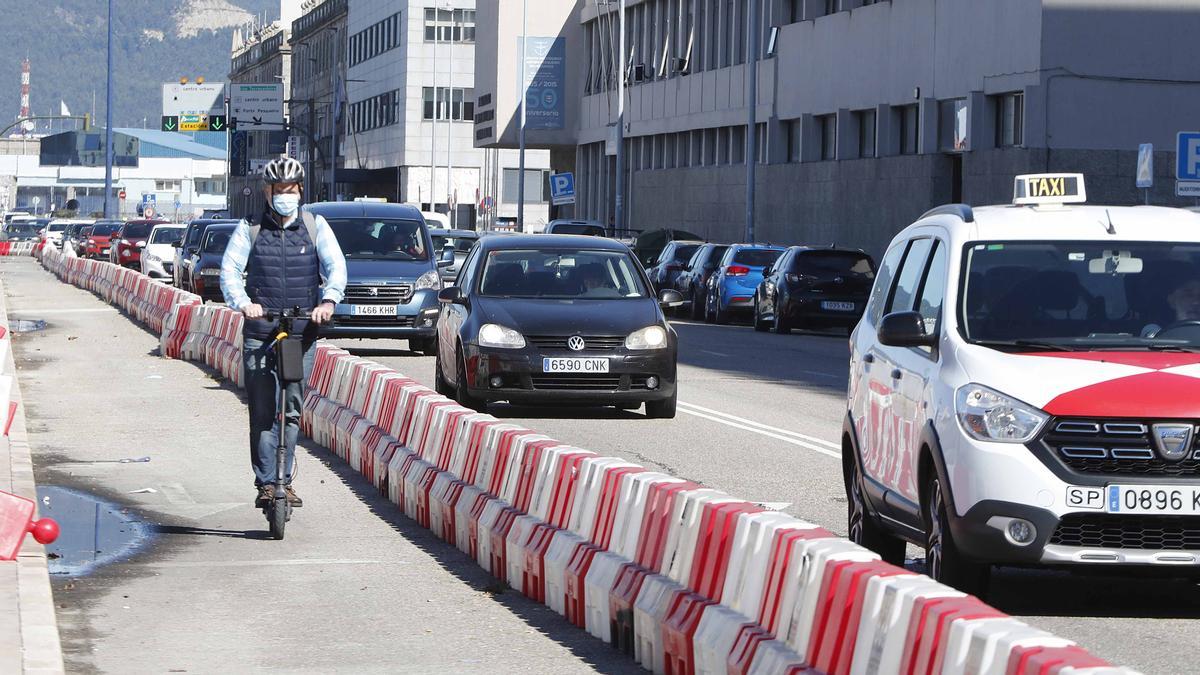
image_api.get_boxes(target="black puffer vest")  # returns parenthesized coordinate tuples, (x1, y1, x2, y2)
(243, 209, 320, 341)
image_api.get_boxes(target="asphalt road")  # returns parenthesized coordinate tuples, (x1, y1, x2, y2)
(334, 312, 1200, 675)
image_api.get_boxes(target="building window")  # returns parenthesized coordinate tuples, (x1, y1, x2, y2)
(194, 178, 225, 195)
(898, 105, 919, 155)
(938, 98, 969, 152)
(155, 180, 181, 192)
(818, 114, 837, 161)
(824, 0, 839, 15)
(424, 8, 476, 43)
(856, 109, 876, 158)
(731, 125, 746, 164)
(995, 92, 1024, 147)
(787, 119, 802, 162)
(350, 89, 402, 133)
(422, 87, 475, 121)
(502, 168, 548, 203)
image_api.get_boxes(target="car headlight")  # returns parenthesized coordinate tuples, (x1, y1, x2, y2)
(200, 268, 220, 277)
(955, 384, 1048, 443)
(478, 323, 525, 349)
(626, 325, 668, 350)
(415, 269, 442, 291)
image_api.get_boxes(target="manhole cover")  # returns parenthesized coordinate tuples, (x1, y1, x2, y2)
(9, 319, 46, 333)
(36, 486, 152, 576)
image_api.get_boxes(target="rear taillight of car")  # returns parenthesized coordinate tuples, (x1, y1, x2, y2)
(726, 265, 751, 276)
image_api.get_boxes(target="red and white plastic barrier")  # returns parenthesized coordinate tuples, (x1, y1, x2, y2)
(0, 241, 35, 257)
(36, 249, 1138, 675)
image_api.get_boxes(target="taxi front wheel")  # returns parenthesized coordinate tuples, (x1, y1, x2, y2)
(924, 475, 990, 597)
(845, 458, 904, 565)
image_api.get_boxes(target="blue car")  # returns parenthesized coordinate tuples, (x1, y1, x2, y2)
(704, 244, 786, 324)
(306, 201, 452, 354)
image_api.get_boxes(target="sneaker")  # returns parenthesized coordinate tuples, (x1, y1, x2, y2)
(285, 485, 303, 507)
(255, 484, 274, 508)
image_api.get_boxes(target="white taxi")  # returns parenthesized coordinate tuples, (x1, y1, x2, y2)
(844, 173, 1200, 593)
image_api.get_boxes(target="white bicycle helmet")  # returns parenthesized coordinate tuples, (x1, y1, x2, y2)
(262, 156, 305, 185)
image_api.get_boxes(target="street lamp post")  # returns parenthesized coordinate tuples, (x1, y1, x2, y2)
(517, 0, 528, 231)
(745, 0, 760, 243)
(614, 0, 626, 236)
(103, 0, 114, 219)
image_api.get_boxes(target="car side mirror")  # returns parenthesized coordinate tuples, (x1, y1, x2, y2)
(877, 311, 936, 348)
(658, 288, 685, 309)
(438, 286, 466, 305)
(171, 241, 182, 248)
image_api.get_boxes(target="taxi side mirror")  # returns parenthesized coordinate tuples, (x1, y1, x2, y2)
(878, 311, 936, 348)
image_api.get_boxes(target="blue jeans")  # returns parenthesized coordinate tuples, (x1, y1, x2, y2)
(243, 337, 315, 487)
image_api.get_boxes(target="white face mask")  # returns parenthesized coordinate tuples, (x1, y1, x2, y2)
(271, 193, 301, 217)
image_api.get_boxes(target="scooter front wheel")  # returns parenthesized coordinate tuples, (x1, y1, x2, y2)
(268, 499, 288, 540)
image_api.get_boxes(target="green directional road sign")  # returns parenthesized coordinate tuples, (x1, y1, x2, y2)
(161, 116, 179, 132)
(209, 115, 227, 132)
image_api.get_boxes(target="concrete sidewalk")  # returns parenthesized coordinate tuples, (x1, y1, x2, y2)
(5, 256, 637, 674)
(0, 272, 64, 675)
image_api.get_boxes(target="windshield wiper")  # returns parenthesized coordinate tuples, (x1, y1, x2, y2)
(971, 339, 1079, 352)
(1146, 344, 1200, 352)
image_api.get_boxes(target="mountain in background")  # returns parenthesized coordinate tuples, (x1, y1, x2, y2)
(1, 0, 278, 132)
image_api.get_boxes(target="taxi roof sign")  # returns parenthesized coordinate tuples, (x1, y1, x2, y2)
(1013, 173, 1087, 206)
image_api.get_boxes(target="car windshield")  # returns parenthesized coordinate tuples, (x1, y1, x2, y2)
(431, 234, 476, 253)
(47, 223, 66, 232)
(328, 217, 428, 260)
(480, 249, 649, 299)
(151, 228, 184, 245)
(123, 223, 154, 239)
(7, 224, 36, 236)
(733, 248, 783, 267)
(202, 230, 234, 254)
(551, 223, 605, 236)
(961, 241, 1200, 349)
(91, 222, 120, 236)
(793, 251, 875, 278)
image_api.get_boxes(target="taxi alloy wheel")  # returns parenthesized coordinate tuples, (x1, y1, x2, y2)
(845, 458, 904, 564)
(924, 475, 990, 596)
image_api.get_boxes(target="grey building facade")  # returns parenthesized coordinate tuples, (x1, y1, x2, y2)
(476, 0, 1200, 255)
(289, 0, 349, 203)
(229, 18, 295, 218)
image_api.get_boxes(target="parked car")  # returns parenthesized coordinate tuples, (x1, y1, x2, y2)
(752, 246, 876, 334)
(630, 228, 704, 267)
(173, 219, 238, 290)
(188, 223, 238, 302)
(544, 219, 606, 237)
(84, 220, 122, 259)
(141, 224, 186, 282)
(673, 243, 729, 320)
(306, 201, 450, 353)
(4, 211, 31, 224)
(429, 228, 481, 283)
(109, 220, 165, 269)
(704, 244, 786, 324)
(434, 234, 683, 417)
(421, 211, 452, 229)
(645, 240, 703, 295)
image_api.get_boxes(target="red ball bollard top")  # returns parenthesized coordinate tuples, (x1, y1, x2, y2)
(28, 518, 59, 545)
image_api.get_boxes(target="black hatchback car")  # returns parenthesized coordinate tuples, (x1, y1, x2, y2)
(752, 246, 875, 334)
(673, 243, 729, 320)
(434, 234, 683, 418)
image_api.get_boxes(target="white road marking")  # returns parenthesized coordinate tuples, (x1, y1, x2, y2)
(135, 559, 390, 569)
(700, 349, 731, 357)
(11, 308, 117, 314)
(677, 400, 841, 459)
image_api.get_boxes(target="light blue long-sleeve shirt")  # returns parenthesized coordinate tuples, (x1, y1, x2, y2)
(219, 212, 347, 311)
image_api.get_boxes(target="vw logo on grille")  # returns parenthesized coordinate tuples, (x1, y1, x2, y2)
(567, 336, 586, 352)
(1152, 423, 1195, 462)
(366, 287, 379, 296)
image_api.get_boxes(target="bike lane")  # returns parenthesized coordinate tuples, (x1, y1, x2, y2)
(5, 257, 635, 674)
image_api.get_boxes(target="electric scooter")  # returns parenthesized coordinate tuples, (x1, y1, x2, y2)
(264, 307, 306, 540)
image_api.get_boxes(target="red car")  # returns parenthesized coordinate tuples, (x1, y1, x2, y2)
(109, 220, 164, 269)
(85, 220, 123, 259)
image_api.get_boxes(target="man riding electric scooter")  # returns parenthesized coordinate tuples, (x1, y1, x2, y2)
(220, 157, 347, 514)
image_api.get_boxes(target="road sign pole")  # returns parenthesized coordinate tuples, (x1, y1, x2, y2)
(745, 0, 759, 243)
(517, 0, 527, 231)
(614, 0, 626, 236)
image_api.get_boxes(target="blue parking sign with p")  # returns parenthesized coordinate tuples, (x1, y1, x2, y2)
(550, 172, 575, 205)
(1177, 132, 1200, 180)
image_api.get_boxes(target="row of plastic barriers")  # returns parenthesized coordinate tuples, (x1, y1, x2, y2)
(36, 247, 1134, 675)
(0, 241, 35, 257)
